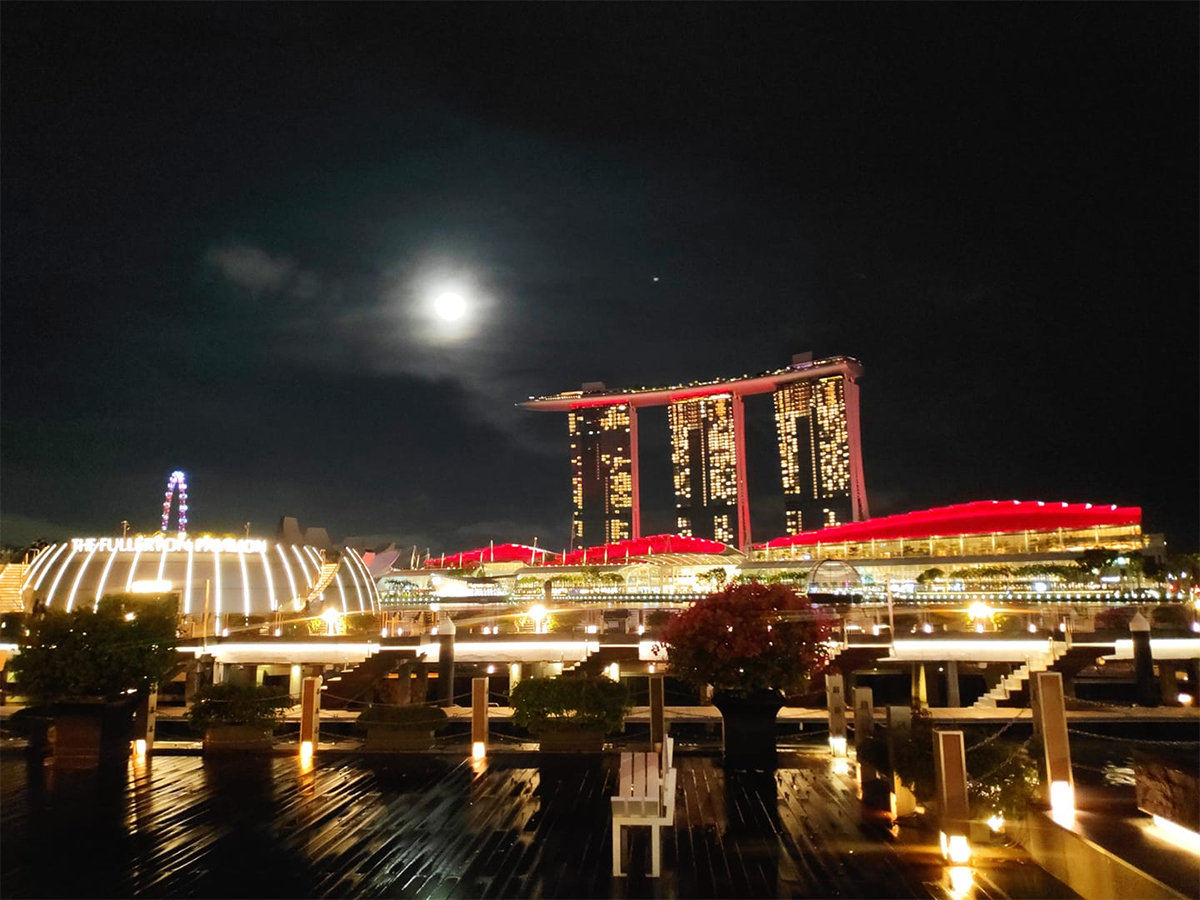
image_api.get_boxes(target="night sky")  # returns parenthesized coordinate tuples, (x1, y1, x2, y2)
(3, 4, 1197, 554)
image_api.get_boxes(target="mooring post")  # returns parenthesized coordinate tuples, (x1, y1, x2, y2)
(934, 729, 971, 862)
(300, 675, 321, 759)
(472, 676, 488, 758)
(826, 673, 847, 756)
(649, 673, 666, 752)
(1035, 671, 1074, 821)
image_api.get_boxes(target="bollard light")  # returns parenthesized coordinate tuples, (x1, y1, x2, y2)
(829, 735, 847, 757)
(300, 740, 314, 762)
(1049, 780, 1074, 823)
(134, 738, 147, 757)
(472, 741, 486, 760)
(940, 832, 971, 864)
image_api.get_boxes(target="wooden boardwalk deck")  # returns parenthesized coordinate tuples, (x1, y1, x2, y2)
(0, 747, 1077, 899)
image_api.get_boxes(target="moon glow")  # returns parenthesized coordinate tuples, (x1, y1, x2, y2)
(434, 291, 467, 321)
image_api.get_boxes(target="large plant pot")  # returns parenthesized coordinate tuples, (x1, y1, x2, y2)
(712, 689, 784, 771)
(363, 727, 435, 752)
(203, 724, 275, 752)
(48, 698, 136, 769)
(536, 730, 605, 752)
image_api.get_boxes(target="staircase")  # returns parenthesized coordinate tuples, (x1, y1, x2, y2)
(0, 564, 28, 613)
(304, 560, 341, 605)
(321, 648, 422, 710)
(972, 642, 1071, 709)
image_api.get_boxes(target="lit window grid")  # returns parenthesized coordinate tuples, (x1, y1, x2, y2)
(814, 377, 851, 499)
(668, 395, 738, 538)
(569, 405, 633, 544)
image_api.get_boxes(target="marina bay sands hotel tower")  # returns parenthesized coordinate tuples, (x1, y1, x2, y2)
(520, 354, 869, 551)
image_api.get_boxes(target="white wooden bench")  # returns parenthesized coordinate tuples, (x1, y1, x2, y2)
(611, 738, 676, 877)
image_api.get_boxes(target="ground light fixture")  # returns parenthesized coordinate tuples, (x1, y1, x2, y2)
(1049, 780, 1075, 825)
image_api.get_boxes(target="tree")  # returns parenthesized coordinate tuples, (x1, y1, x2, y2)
(12, 593, 179, 704)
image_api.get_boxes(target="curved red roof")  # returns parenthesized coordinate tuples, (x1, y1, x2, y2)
(756, 500, 1141, 549)
(428, 543, 558, 568)
(551, 533, 731, 565)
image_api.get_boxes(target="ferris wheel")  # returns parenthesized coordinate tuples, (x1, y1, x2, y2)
(161, 470, 189, 534)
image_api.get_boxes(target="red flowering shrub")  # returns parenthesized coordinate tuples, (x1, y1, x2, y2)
(654, 582, 834, 695)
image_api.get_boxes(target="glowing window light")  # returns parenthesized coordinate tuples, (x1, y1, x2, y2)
(32, 543, 70, 592)
(44, 544, 81, 607)
(66, 545, 99, 612)
(276, 544, 299, 606)
(20, 542, 60, 592)
(259, 549, 277, 612)
(125, 547, 144, 592)
(341, 549, 365, 612)
(184, 544, 195, 614)
(213, 550, 223, 618)
(238, 550, 252, 617)
(94, 548, 120, 609)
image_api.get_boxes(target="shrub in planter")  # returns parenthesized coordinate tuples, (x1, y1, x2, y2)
(12, 593, 179, 766)
(510, 675, 630, 747)
(188, 682, 290, 751)
(356, 703, 449, 751)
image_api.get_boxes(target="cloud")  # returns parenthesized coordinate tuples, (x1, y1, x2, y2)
(205, 244, 307, 296)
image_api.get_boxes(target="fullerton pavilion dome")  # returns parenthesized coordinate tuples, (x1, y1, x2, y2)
(20, 533, 379, 619)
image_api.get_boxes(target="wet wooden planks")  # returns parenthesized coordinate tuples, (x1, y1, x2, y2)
(1, 748, 1077, 899)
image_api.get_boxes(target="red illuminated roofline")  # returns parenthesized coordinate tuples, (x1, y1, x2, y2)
(754, 500, 1142, 549)
(519, 356, 863, 411)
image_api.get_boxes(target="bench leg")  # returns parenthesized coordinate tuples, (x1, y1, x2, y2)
(650, 824, 661, 878)
(612, 821, 624, 876)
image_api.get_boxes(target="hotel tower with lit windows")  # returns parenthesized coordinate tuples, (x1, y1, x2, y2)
(521, 353, 869, 550)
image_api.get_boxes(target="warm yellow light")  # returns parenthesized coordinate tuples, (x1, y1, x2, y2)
(134, 738, 147, 757)
(946, 833, 971, 864)
(130, 579, 173, 594)
(1151, 815, 1200, 852)
(300, 740, 314, 761)
(948, 866, 973, 900)
(320, 608, 342, 635)
(986, 814, 1005, 832)
(472, 741, 486, 760)
(606, 662, 620, 681)
(968, 602, 992, 620)
(1177, 693, 1193, 706)
(1050, 780, 1074, 823)
(829, 735, 847, 757)
(832, 758, 850, 776)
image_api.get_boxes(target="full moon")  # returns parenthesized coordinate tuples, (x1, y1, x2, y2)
(434, 291, 466, 321)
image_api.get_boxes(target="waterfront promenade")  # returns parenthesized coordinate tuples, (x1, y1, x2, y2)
(0, 745, 1077, 899)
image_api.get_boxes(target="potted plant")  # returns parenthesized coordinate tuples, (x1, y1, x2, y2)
(11, 593, 179, 768)
(655, 582, 833, 770)
(509, 675, 631, 751)
(356, 703, 449, 751)
(188, 682, 291, 752)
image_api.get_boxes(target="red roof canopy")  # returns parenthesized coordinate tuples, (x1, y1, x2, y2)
(756, 500, 1141, 549)
(427, 543, 558, 568)
(551, 533, 731, 565)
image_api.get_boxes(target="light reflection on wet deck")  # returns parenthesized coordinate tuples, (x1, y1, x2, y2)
(1, 748, 1077, 898)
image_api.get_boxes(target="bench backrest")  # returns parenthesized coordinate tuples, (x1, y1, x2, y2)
(614, 751, 665, 817)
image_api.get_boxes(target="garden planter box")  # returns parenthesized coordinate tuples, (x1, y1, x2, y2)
(48, 698, 136, 769)
(203, 724, 275, 752)
(363, 728, 436, 752)
(712, 689, 784, 771)
(536, 730, 605, 752)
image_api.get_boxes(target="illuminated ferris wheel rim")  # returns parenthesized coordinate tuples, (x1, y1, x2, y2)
(162, 469, 189, 535)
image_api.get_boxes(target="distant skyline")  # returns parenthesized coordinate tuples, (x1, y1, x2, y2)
(2, 4, 1197, 553)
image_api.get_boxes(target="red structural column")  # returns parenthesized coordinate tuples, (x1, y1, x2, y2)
(629, 405, 641, 540)
(732, 392, 752, 552)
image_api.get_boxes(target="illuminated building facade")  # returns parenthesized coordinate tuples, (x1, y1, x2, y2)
(774, 373, 865, 534)
(668, 394, 739, 543)
(520, 354, 866, 551)
(568, 403, 637, 546)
